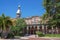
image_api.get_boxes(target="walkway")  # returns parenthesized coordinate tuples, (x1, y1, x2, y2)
(0, 38, 60, 40)
(29, 37, 60, 40)
(0, 35, 60, 40)
(20, 35, 60, 40)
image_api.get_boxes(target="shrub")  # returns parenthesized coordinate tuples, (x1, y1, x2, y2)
(0, 32, 1, 37)
(36, 31, 44, 37)
(6, 32, 14, 39)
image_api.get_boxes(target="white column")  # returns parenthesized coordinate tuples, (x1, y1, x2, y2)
(27, 26, 29, 30)
(46, 26, 47, 34)
(56, 27, 58, 34)
(42, 25, 44, 34)
(37, 26, 40, 31)
(27, 26, 29, 34)
(34, 26, 35, 29)
(33, 26, 35, 34)
(52, 26, 54, 34)
(30, 26, 32, 35)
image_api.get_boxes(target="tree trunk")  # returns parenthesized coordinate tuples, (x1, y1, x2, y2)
(1, 30, 8, 39)
(1, 21, 7, 39)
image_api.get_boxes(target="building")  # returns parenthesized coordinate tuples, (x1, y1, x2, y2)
(16, 5, 21, 18)
(24, 16, 42, 35)
(15, 5, 49, 35)
(12, 5, 60, 35)
(25, 16, 41, 25)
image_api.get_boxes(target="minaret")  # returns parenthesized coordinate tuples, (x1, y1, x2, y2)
(16, 5, 21, 18)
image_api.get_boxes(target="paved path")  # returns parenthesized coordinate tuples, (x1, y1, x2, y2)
(29, 37, 60, 40)
(0, 38, 60, 40)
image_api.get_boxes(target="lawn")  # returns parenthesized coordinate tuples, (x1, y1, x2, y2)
(45, 34, 60, 37)
(36, 31, 60, 37)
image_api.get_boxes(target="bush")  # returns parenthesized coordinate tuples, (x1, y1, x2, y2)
(36, 31, 44, 37)
(19, 32, 24, 36)
(6, 32, 14, 39)
(0, 32, 1, 37)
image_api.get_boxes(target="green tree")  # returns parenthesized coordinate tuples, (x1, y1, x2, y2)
(43, 0, 60, 34)
(10, 18, 27, 36)
(43, 0, 60, 28)
(44, 0, 60, 16)
(0, 14, 12, 38)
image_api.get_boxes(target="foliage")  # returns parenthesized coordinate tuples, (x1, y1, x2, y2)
(43, 0, 60, 28)
(16, 18, 27, 31)
(42, 13, 48, 20)
(6, 32, 14, 39)
(49, 14, 60, 27)
(10, 18, 27, 36)
(0, 14, 12, 31)
(36, 31, 44, 37)
(43, 0, 60, 16)
(0, 13, 13, 38)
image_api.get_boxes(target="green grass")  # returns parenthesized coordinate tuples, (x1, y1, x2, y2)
(45, 34, 60, 37)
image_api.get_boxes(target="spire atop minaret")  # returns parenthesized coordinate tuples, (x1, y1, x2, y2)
(16, 5, 21, 18)
(18, 5, 20, 9)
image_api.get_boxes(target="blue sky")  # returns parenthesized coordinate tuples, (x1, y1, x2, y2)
(0, 0, 46, 18)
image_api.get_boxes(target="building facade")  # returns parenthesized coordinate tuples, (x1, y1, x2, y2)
(14, 5, 60, 35)
(24, 16, 42, 35)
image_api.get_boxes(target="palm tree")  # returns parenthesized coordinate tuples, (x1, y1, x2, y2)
(0, 14, 12, 38)
(0, 16, 2, 34)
